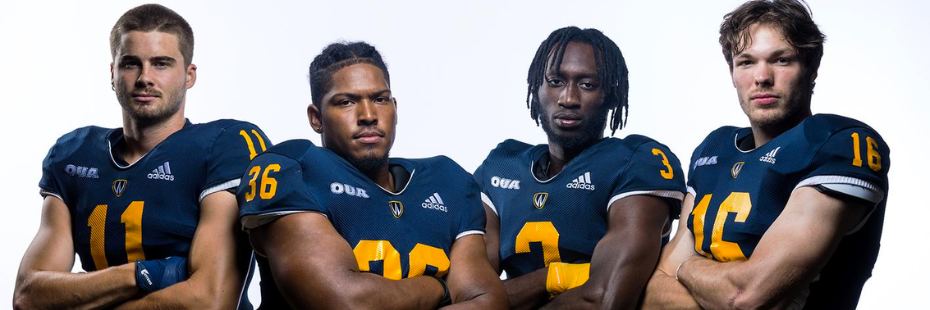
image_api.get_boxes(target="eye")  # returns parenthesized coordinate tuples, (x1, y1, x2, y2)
(153, 61, 170, 68)
(580, 82, 599, 90)
(737, 60, 753, 67)
(120, 61, 140, 69)
(546, 78, 564, 87)
(337, 99, 354, 106)
(375, 97, 390, 103)
(774, 58, 791, 65)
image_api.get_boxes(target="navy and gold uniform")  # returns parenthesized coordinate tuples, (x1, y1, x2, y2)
(686, 114, 889, 309)
(238, 140, 486, 309)
(38, 119, 268, 307)
(474, 137, 686, 278)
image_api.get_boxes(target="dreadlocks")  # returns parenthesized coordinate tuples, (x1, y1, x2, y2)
(526, 26, 629, 135)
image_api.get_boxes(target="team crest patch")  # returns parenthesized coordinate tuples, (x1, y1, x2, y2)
(112, 179, 128, 197)
(532, 192, 549, 210)
(389, 201, 404, 218)
(731, 162, 745, 178)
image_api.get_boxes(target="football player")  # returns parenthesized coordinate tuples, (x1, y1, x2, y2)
(474, 27, 686, 309)
(13, 4, 266, 309)
(642, 1, 890, 309)
(238, 41, 507, 309)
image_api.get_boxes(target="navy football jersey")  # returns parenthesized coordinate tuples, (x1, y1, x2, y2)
(39, 119, 268, 308)
(686, 114, 889, 309)
(238, 140, 486, 309)
(474, 137, 686, 278)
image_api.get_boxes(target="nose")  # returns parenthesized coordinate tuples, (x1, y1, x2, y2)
(753, 62, 774, 87)
(135, 64, 155, 88)
(558, 83, 580, 109)
(357, 99, 378, 126)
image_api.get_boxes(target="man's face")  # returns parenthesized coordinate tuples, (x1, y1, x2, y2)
(111, 31, 195, 124)
(310, 63, 396, 172)
(537, 42, 608, 149)
(731, 24, 815, 128)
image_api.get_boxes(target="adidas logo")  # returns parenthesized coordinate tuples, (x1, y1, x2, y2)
(759, 147, 780, 164)
(421, 192, 448, 212)
(147, 162, 175, 181)
(566, 172, 595, 191)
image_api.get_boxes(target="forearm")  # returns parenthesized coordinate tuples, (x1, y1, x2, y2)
(502, 268, 549, 310)
(112, 271, 242, 310)
(284, 272, 443, 310)
(640, 270, 701, 310)
(677, 256, 749, 309)
(14, 263, 138, 310)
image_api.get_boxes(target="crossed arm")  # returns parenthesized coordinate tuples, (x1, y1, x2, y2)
(642, 187, 868, 309)
(484, 195, 671, 310)
(14, 192, 247, 310)
(250, 211, 507, 310)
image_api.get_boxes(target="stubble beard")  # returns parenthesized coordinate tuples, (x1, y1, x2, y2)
(116, 83, 185, 126)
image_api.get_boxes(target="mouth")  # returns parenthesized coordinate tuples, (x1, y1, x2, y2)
(553, 113, 582, 129)
(750, 93, 780, 105)
(131, 91, 161, 103)
(353, 129, 385, 144)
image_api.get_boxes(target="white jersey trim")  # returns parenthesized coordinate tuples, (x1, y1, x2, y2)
(606, 190, 685, 212)
(481, 192, 498, 215)
(39, 189, 64, 202)
(794, 175, 884, 202)
(241, 211, 324, 230)
(686, 186, 697, 198)
(456, 230, 485, 240)
(200, 179, 241, 201)
(794, 175, 884, 235)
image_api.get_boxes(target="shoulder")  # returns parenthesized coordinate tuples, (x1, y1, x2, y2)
(801, 114, 884, 143)
(410, 155, 471, 177)
(187, 119, 265, 140)
(251, 139, 319, 167)
(43, 126, 112, 165)
(486, 139, 534, 158)
(615, 135, 676, 153)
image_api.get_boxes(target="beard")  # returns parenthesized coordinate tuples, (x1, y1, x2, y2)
(116, 84, 185, 125)
(741, 82, 811, 130)
(347, 147, 390, 174)
(539, 105, 609, 150)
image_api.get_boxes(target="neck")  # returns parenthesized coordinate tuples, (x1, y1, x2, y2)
(364, 165, 395, 192)
(750, 108, 811, 148)
(547, 138, 600, 176)
(120, 111, 186, 164)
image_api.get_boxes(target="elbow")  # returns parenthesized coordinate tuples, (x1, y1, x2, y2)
(13, 277, 40, 310)
(728, 289, 781, 310)
(12, 292, 33, 310)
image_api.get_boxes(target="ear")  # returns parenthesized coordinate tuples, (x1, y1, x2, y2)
(308, 104, 323, 133)
(392, 97, 399, 124)
(730, 66, 737, 88)
(110, 62, 115, 89)
(185, 63, 197, 89)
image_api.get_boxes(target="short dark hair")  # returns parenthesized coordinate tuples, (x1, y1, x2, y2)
(527, 26, 630, 135)
(719, 0, 825, 72)
(308, 41, 391, 107)
(110, 4, 194, 66)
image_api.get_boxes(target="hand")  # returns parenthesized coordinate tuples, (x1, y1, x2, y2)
(135, 256, 189, 293)
(546, 262, 590, 298)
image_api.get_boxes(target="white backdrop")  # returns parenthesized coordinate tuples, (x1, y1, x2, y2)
(1, 0, 927, 308)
